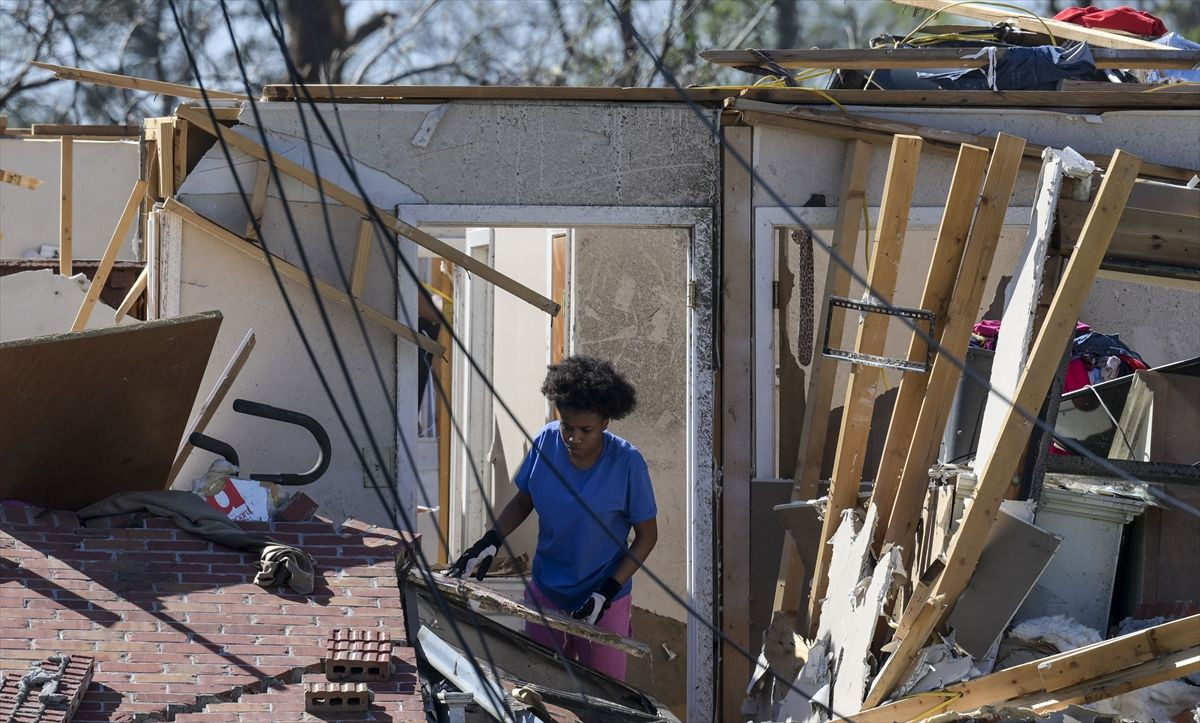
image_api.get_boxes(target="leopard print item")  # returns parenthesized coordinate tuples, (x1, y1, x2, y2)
(791, 228, 815, 366)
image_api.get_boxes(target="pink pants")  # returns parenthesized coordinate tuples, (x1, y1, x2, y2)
(523, 579, 632, 681)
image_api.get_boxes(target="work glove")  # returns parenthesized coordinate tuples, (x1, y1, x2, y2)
(571, 577, 622, 626)
(447, 529, 502, 581)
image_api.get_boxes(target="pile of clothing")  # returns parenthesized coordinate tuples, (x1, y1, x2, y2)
(971, 320, 1148, 393)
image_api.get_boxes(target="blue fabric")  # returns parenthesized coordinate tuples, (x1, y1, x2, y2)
(1150, 33, 1200, 84)
(919, 43, 1096, 90)
(514, 422, 657, 611)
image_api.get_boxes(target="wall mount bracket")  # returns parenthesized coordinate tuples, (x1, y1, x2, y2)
(822, 296, 936, 373)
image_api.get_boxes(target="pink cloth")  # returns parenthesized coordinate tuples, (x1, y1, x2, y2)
(523, 578, 633, 681)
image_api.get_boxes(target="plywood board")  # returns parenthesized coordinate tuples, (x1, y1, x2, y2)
(0, 311, 222, 510)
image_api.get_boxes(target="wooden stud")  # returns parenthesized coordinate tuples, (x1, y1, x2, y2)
(550, 234, 567, 365)
(163, 197, 444, 357)
(806, 134, 923, 634)
(773, 139, 872, 619)
(719, 125, 754, 722)
(32, 61, 249, 101)
(702, 47, 1199, 70)
(176, 106, 560, 318)
(59, 137, 73, 276)
(432, 259, 455, 565)
(855, 614, 1198, 720)
(71, 180, 148, 332)
(165, 329, 257, 487)
(1020, 647, 1200, 714)
(113, 266, 149, 323)
(173, 118, 189, 193)
(157, 119, 176, 199)
(865, 149, 1143, 709)
(0, 170, 43, 189)
(891, 0, 1171, 51)
(867, 143, 989, 546)
(879, 133, 1027, 559)
(30, 123, 141, 137)
(245, 160, 270, 239)
(349, 219, 373, 298)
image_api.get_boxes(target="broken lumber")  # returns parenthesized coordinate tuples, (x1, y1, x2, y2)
(774, 139, 872, 619)
(71, 180, 147, 332)
(350, 219, 373, 298)
(162, 197, 443, 357)
(853, 614, 1199, 719)
(877, 133, 1027, 558)
(702, 47, 1200, 70)
(890, 0, 1172, 51)
(165, 328, 256, 488)
(32, 60, 249, 101)
(30, 123, 141, 137)
(244, 160, 269, 240)
(60, 136, 72, 275)
(409, 570, 650, 658)
(114, 266, 149, 322)
(0, 169, 41, 190)
(867, 143, 989, 541)
(175, 105, 560, 318)
(1016, 647, 1200, 715)
(807, 134, 922, 635)
(864, 148, 1143, 709)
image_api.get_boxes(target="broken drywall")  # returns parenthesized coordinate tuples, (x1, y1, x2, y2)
(0, 269, 128, 342)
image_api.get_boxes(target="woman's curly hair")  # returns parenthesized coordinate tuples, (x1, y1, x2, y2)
(541, 355, 637, 420)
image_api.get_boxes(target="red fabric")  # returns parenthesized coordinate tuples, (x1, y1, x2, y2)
(1053, 6, 1168, 38)
(1063, 357, 1092, 394)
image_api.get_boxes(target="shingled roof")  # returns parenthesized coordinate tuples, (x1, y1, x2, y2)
(0, 505, 425, 721)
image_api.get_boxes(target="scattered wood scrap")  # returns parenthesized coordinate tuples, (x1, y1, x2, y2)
(0, 169, 42, 190)
(407, 569, 650, 658)
(32, 60, 250, 101)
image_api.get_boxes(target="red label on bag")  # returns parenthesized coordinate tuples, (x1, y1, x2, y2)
(207, 479, 246, 515)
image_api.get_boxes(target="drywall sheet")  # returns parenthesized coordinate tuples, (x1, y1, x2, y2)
(0, 311, 221, 510)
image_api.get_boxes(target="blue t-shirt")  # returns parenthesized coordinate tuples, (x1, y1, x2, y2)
(514, 422, 657, 611)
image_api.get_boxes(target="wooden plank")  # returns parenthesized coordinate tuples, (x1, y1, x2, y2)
(730, 100, 1199, 184)
(71, 180, 148, 332)
(57, 136, 72, 275)
(0, 312, 222, 510)
(175, 106, 560, 318)
(867, 143, 989, 538)
(410, 570, 650, 657)
(157, 119, 176, 200)
(162, 197, 444, 357)
(0, 170, 43, 190)
(702, 47, 1200, 70)
(890, 0, 1172, 51)
(550, 234, 567, 366)
(349, 218, 373, 298)
(1024, 647, 1200, 714)
(865, 149, 1143, 709)
(32, 61, 249, 101)
(173, 118, 189, 193)
(878, 133, 1027, 558)
(432, 260, 454, 565)
(30, 124, 141, 137)
(738, 87, 1200, 110)
(1058, 199, 1200, 268)
(855, 615, 1199, 720)
(260, 84, 745, 103)
(244, 160, 270, 239)
(974, 151, 1085, 473)
(773, 139, 872, 619)
(165, 329, 256, 487)
(1059, 80, 1200, 92)
(806, 134, 923, 634)
(113, 266, 149, 323)
(719, 125, 754, 723)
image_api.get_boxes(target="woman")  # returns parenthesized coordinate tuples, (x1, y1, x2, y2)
(448, 355, 657, 681)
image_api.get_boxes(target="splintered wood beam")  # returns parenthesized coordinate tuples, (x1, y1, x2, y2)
(773, 139, 872, 619)
(244, 160, 270, 240)
(890, 0, 1171, 51)
(114, 266, 149, 323)
(806, 134, 923, 635)
(0, 169, 42, 189)
(165, 329, 256, 488)
(868, 143, 989, 549)
(1019, 647, 1200, 714)
(162, 197, 444, 358)
(71, 179, 148, 332)
(59, 137, 72, 275)
(879, 133, 1027, 559)
(350, 218, 373, 298)
(32, 60, 250, 101)
(702, 47, 1198, 70)
(854, 614, 1199, 720)
(175, 105, 560, 317)
(409, 570, 650, 658)
(864, 149, 1142, 709)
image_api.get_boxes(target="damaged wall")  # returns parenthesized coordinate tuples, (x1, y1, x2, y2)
(0, 137, 140, 260)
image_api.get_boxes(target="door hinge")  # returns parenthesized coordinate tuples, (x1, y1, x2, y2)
(773, 281, 780, 309)
(687, 281, 697, 308)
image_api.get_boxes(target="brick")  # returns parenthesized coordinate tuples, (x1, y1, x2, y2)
(277, 494, 320, 523)
(325, 629, 392, 682)
(0, 654, 93, 723)
(306, 681, 372, 714)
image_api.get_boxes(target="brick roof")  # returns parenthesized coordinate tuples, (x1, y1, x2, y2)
(0, 506, 425, 721)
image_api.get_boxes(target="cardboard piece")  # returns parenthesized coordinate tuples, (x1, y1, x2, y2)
(0, 312, 222, 510)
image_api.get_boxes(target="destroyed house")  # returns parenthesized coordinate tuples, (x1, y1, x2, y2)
(2, 5, 1199, 720)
